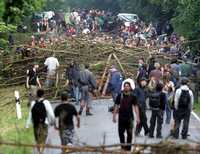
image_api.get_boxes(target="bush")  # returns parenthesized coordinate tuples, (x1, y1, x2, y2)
(0, 22, 17, 33)
(0, 38, 8, 49)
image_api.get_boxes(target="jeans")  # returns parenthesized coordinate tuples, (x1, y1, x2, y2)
(165, 100, 172, 124)
(73, 86, 80, 104)
(135, 106, 149, 135)
(46, 70, 56, 88)
(111, 91, 118, 103)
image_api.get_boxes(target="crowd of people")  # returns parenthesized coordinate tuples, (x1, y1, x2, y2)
(110, 57, 195, 151)
(18, 8, 200, 154)
(20, 8, 191, 62)
(24, 50, 196, 153)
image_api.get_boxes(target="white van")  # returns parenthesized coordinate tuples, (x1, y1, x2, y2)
(117, 13, 139, 24)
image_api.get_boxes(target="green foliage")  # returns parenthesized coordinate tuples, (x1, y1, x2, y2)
(0, 0, 5, 21)
(0, 22, 17, 33)
(45, 0, 119, 12)
(0, 38, 8, 49)
(172, 0, 200, 40)
(3, 0, 46, 24)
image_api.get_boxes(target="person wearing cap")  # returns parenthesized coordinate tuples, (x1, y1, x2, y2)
(113, 81, 140, 151)
(134, 78, 149, 136)
(173, 77, 194, 139)
(26, 63, 42, 105)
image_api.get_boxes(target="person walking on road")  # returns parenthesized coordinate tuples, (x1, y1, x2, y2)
(134, 78, 149, 136)
(148, 82, 166, 138)
(113, 82, 140, 151)
(78, 64, 97, 116)
(54, 92, 80, 150)
(173, 77, 194, 139)
(66, 61, 81, 105)
(26, 89, 55, 154)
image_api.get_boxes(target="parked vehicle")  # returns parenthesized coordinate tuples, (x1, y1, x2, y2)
(117, 13, 139, 24)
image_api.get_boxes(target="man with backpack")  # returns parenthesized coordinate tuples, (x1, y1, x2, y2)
(26, 89, 55, 153)
(113, 82, 140, 151)
(173, 77, 194, 139)
(148, 83, 166, 138)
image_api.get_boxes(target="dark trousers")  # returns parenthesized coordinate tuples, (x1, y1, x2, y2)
(174, 109, 191, 138)
(149, 110, 163, 137)
(135, 106, 149, 135)
(118, 119, 133, 151)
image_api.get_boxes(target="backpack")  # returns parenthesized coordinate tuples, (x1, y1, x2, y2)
(149, 91, 161, 108)
(178, 90, 191, 109)
(31, 100, 47, 127)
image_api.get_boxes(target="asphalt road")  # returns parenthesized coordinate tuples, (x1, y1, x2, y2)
(33, 99, 200, 154)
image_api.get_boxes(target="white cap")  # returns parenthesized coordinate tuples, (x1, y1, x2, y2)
(121, 78, 135, 91)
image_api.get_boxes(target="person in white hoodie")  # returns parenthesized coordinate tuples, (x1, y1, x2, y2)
(26, 89, 55, 153)
(173, 77, 194, 139)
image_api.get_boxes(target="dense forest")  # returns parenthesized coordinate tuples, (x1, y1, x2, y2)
(0, 0, 200, 41)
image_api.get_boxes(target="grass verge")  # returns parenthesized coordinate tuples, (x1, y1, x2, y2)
(0, 86, 34, 154)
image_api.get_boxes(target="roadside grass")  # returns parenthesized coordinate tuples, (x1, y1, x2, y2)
(193, 101, 200, 115)
(0, 86, 34, 154)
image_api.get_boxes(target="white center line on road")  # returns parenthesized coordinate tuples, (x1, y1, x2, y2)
(192, 111, 200, 123)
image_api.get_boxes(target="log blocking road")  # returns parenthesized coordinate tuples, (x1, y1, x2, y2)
(36, 99, 200, 154)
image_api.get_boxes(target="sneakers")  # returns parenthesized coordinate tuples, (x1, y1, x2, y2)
(156, 135, 163, 139)
(149, 135, 154, 138)
(86, 112, 93, 116)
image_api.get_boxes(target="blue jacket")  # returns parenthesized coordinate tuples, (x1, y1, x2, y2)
(108, 71, 123, 93)
(134, 86, 147, 109)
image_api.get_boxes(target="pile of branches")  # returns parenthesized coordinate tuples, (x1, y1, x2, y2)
(0, 36, 174, 98)
(0, 37, 150, 85)
(0, 139, 200, 154)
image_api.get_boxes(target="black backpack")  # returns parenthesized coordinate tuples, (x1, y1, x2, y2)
(178, 90, 191, 109)
(149, 91, 161, 108)
(31, 100, 47, 127)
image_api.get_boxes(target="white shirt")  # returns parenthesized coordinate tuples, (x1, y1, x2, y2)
(44, 57, 59, 71)
(26, 99, 55, 128)
(174, 85, 194, 110)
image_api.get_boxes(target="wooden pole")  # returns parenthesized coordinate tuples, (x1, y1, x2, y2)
(102, 72, 111, 96)
(98, 54, 112, 92)
(112, 53, 126, 76)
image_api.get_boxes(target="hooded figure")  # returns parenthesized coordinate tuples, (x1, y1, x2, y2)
(121, 78, 135, 91)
